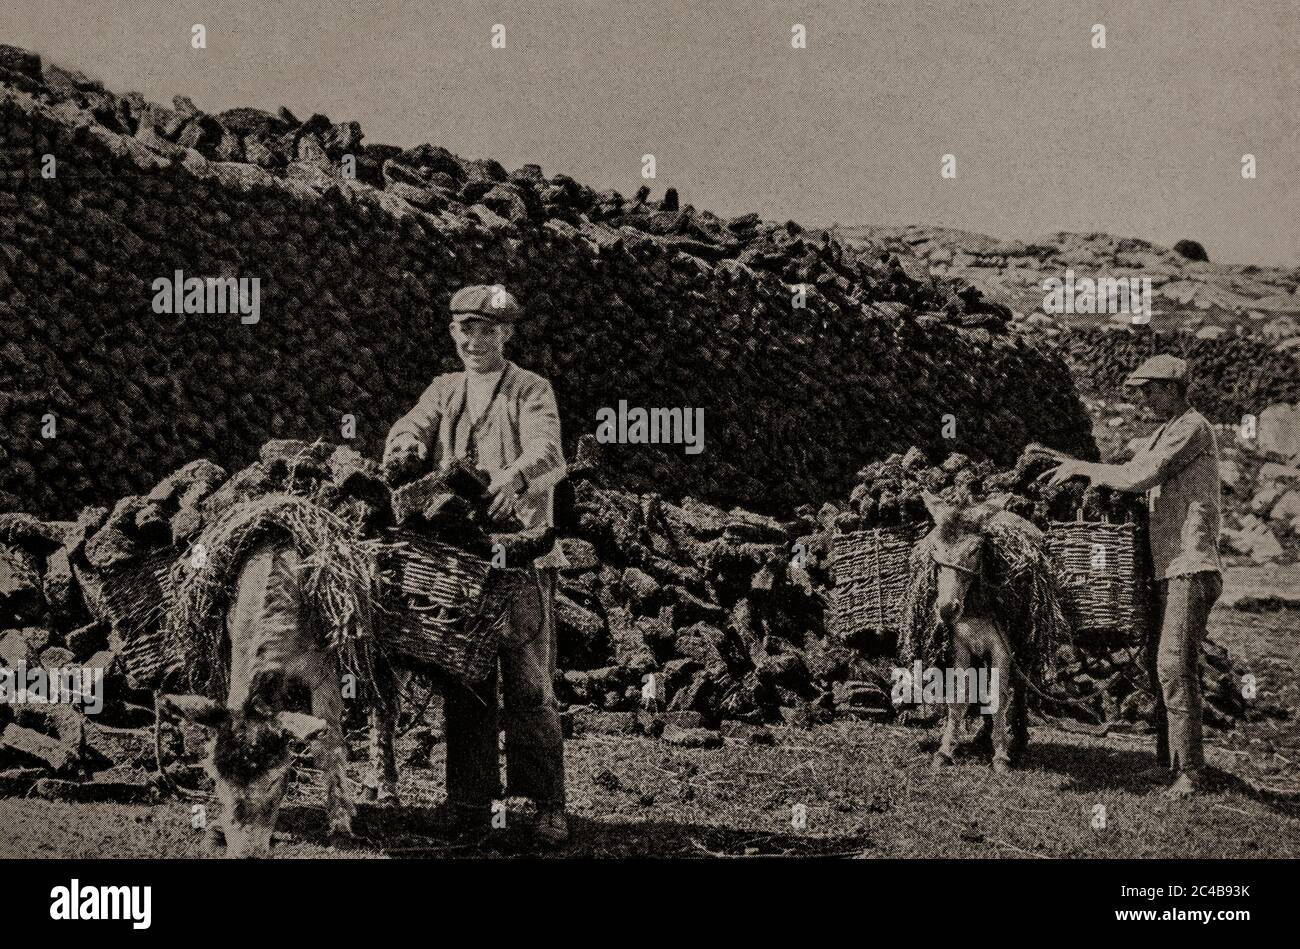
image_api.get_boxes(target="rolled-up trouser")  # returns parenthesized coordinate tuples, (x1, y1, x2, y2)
(1151, 571, 1222, 773)
(443, 567, 565, 808)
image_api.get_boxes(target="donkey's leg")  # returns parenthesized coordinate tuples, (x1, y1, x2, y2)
(364, 668, 409, 804)
(932, 703, 963, 768)
(968, 710, 993, 756)
(933, 635, 971, 767)
(988, 627, 1013, 774)
(311, 675, 354, 837)
(202, 806, 227, 855)
(1008, 669, 1030, 763)
(363, 705, 397, 803)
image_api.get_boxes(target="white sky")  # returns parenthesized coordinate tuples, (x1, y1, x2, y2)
(7, 0, 1297, 265)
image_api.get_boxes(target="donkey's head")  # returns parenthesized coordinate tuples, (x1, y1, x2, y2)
(159, 673, 328, 858)
(921, 492, 998, 628)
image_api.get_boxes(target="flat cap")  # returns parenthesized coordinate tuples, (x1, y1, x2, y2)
(449, 284, 521, 322)
(1125, 354, 1188, 386)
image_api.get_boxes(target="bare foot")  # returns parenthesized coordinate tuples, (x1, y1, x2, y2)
(1162, 772, 1205, 799)
(931, 750, 954, 769)
(992, 757, 1011, 775)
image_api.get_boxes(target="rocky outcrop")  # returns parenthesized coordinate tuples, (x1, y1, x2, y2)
(834, 225, 1300, 420)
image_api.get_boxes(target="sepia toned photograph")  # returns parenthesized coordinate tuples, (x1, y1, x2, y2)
(0, 0, 1296, 930)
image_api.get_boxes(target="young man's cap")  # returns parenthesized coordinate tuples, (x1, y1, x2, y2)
(449, 284, 521, 323)
(1125, 354, 1188, 386)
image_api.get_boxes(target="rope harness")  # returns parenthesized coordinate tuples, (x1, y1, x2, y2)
(929, 547, 1152, 716)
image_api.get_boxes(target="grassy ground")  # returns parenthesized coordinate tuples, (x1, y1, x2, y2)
(2, 714, 1297, 859)
(1, 573, 1297, 860)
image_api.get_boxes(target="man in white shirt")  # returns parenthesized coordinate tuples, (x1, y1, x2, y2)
(1044, 354, 1222, 799)
(384, 284, 570, 844)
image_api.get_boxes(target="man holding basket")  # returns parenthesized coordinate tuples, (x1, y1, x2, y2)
(383, 284, 570, 845)
(1043, 354, 1222, 799)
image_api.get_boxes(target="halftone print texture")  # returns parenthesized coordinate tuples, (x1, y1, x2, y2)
(0, 1, 1296, 886)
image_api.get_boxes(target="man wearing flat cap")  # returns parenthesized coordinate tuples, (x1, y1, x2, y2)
(383, 283, 570, 845)
(1044, 354, 1222, 799)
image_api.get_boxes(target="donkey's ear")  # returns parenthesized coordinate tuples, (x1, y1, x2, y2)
(275, 711, 330, 744)
(159, 694, 229, 729)
(921, 491, 950, 521)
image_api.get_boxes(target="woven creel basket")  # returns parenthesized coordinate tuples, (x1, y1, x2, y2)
(379, 529, 527, 683)
(1046, 518, 1151, 640)
(830, 522, 930, 639)
(102, 548, 182, 690)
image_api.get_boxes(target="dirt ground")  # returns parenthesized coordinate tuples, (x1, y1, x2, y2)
(2, 567, 1297, 860)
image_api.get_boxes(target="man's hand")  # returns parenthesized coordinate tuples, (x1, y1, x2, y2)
(386, 434, 427, 462)
(1040, 460, 1090, 488)
(486, 469, 527, 520)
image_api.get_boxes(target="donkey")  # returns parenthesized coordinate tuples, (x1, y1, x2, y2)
(159, 523, 553, 855)
(160, 539, 360, 857)
(917, 492, 1030, 774)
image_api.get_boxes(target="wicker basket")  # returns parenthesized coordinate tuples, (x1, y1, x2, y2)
(99, 530, 524, 689)
(1046, 517, 1151, 641)
(379, 529, 527, 683)
(102, 548, 182, 689)
(830, 522, 930, 639)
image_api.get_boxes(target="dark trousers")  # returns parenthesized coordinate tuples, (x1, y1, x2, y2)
(443, 568, 565, 807)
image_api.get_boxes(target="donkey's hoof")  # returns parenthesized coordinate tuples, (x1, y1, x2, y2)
(327, 820, 356, 848)
(992, 757, 1012, 775)
(931, 751, 955, 769)
(327, 830, 357, 850)
(202, 825, 225, 856)
(328, 810, 355, 840)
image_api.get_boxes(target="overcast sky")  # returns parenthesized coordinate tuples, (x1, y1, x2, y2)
(7, 0, 1297, 265)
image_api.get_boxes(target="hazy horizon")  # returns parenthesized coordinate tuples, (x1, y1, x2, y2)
(6, 0, 1297, 266)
